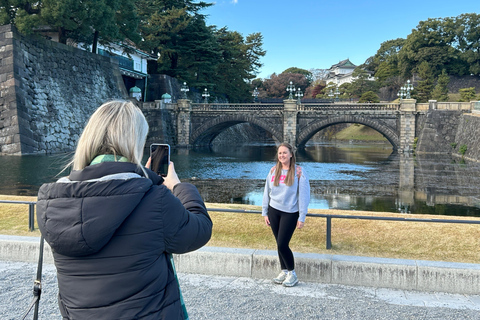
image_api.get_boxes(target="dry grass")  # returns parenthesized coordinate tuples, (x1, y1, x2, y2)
(205, 203, 480, 264)
(0, 195, 40, 237)
(1, 197, 479, 263)
(334, 124, 388, 141)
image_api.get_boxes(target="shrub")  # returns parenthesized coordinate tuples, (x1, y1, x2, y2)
(459, 144, 467, 156)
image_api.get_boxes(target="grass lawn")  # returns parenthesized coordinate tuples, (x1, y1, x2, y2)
(3, 196, 478, 264)
(333, 124, 388, 142)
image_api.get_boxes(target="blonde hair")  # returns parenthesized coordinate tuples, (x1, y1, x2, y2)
(70, 100, 148, 172)
(273, 142, 296, 186)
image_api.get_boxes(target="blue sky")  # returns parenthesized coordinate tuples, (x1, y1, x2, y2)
(203, 0, 479, 79)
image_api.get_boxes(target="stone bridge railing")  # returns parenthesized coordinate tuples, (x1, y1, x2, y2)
(297, 103, 400, 111)
(184, 102, 400, 112)
(190, 103, 283, 111)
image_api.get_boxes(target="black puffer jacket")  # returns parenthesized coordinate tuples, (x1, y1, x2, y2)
(36, 162, 212, 320)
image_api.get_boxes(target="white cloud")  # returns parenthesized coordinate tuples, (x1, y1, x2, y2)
(231, 0, 238, 4)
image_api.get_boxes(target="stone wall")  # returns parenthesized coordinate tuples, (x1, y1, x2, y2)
(415, 110, 463, 154)
(0, 24, 127, 155)
(415, 109, 480, 162)
(142, 107, 176, 146)
(453, 114, 480, 161)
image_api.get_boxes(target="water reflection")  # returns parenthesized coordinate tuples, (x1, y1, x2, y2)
(0, 143, 479, 217)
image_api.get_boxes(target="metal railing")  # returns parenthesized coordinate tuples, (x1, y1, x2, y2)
(205, 208, 480, 250)
(2, 201, 480, 249)
(0, 200, 37, 231)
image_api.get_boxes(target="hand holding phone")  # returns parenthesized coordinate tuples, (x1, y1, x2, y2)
(150, 144, 170, 176)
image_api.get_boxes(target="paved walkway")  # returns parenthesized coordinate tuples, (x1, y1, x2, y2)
(2, 261, 480, 320)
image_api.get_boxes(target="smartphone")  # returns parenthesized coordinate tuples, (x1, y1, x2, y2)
(150, 143, 170, 176)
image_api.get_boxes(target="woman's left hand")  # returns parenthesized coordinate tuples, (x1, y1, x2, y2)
(145, 157, 152, 169)
(296, 221, 304, 229)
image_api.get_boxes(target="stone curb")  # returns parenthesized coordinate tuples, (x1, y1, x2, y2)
(2, 235, 479, 295)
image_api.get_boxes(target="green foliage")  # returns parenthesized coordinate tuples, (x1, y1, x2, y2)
(367, 13, 480, 94)
(398, 15, 471, 78)
(413, 137, 418, 151)
(431, 69, 450, 101)
(358, 91, 380, 103)
(343, 68, 379, 99)
(413, 61, 434, 103)
(137, 0, 265, 102)
(367, 38, 405, 88)
(213, 28, 266, 102)
(458, 87, 477, 102)
(450, 142, 457, 149)
(459, 144, 467, 156)
(281, 67, 313, 85)
(1, 0, 140, 45)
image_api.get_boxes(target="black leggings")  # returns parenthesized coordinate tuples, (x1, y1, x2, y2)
(268, 206, 299, 271)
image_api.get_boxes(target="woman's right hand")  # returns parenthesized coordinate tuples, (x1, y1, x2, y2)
(264, 216, 270, 226)
(163, 161, 181, 191)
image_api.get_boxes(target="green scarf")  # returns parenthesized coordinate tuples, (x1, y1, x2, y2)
(90, 154, 129, 166)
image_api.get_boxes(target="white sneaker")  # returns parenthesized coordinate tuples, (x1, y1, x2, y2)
(273, 271, 287, 284)
(282, 271, 298, 287)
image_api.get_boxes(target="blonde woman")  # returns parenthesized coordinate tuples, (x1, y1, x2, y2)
(262, 142, 310, 287)
(37, 100, 212, 319)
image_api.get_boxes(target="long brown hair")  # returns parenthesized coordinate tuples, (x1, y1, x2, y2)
(273, 142, 296, 186)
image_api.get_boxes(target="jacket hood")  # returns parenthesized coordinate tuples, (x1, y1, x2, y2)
(37, 163, 157, 257)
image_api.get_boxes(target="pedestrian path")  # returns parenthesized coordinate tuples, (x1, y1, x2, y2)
(2, 261, 480, 320)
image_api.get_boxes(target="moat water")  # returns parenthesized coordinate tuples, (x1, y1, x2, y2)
(1, 142, 480, 217)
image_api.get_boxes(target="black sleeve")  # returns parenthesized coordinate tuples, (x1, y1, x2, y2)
(162, 183, 213, 254)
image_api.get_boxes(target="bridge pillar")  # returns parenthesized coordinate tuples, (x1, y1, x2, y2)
(398, 153, 415, 212)
(283, 99, 298, 146)
(399, 99, 417, 153)
(175, 99, 192, 148)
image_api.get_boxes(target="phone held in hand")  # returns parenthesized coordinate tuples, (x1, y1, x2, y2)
(150, 143, 170, 176)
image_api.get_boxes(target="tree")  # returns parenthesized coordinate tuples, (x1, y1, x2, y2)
(0, 1, 41, 32)
(455, 13, 480, 75)
(459, 87, 477, 102)
(367, 38, 405, 87)
(175, 16, 220, 88)
(345, 68, 379, 98)
(282, 67, 313, 85)
(136, 0, 213, 73)
(305, 82, 326, 99)
(397, 14, 480, 78)
(431, 69, 450, 101)
(1, 0, 140, 46)
(413, 61, 435, 103)
(308, 68, 329, 82)
(359, 91, 380, 103)
(263, 73, 308, 99)
(213, 28, 265, 102)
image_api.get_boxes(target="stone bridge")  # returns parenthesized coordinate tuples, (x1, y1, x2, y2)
(151, 98, 435, 153)
(143, 99, 474, 153)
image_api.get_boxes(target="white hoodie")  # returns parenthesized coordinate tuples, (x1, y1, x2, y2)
(262, 165, 310, 222)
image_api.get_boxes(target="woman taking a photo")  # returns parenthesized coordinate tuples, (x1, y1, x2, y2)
(37, 100, 212, 319)
(262, 142, 310, 287)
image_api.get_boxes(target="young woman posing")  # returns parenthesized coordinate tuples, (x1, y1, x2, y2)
(262, 142, 310, 287)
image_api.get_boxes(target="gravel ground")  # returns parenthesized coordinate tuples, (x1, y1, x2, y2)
(2, 261, 480, 320)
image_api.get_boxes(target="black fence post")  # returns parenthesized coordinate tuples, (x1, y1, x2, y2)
(29, 203, 35, 231)
(326, 217, 332, 249)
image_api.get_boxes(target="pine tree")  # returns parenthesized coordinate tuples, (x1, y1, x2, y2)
(431, 69, 450, 101)
(413, 61, 435, 103)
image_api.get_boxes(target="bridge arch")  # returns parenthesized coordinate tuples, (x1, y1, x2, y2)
(190, 114, 283, 146)
(297, 115, 400, 151)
